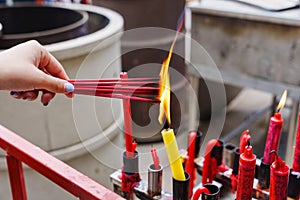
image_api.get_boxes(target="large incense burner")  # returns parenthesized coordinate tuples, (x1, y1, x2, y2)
(0, 3, 123, 199)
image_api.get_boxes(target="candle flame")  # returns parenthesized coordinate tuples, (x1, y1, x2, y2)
(158, 58, 171, 125)
(276, 90, 287, 113)
(158, 14, 184, 125)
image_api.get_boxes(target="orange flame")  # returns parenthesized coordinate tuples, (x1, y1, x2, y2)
(158, 16, 183, 125)
(158, 55, 172, 125)
(276, 90, 287, 113)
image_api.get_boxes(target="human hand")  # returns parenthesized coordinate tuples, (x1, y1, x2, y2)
(0, 40, 74, 106)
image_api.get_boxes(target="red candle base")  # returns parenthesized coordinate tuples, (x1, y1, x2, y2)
(270, 153, 289, 200)
(236, 146, 256, 200)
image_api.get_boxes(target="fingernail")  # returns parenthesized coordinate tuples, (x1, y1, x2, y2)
(10, 91, 19, 98)
(64, 83, 74, 93)
(43, 102, 49, 106)
(26, 97, 34, 101)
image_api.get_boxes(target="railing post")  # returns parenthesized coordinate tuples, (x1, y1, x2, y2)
(6, 154, 27, 200)
(0, 125, 123, 200)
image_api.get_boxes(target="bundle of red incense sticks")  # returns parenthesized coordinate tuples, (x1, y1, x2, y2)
(68, 77, 160, 103)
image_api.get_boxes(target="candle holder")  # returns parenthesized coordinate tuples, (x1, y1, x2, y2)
(192, 144, 271, 199)
(120, 151, 140, 200)
(194, 130, 203, 158)
(232, 147, 240, 176)
(173, 172, 190, 200)
(223, 143, 236, 169)
(211, 140, 224, 166)
(148, 164, 163, 197)
(123, 151, 139, 174)
(287, 171, 300, 199)
(258, 158, 271, 189)
(201, 184, 220, 200)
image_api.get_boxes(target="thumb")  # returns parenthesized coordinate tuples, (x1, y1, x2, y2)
(40, 73, 74, 94)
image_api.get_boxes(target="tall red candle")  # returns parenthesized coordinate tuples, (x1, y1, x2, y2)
(270, 152, 289, 200)
(263, 90, 287, 165)
(236, 145, 256, 200)
(186, 131, 196, 197)
(292, 113, 300, 172)
(263, 112, 283, 165)
(120, 72, 133, 157)
(239, 130, 250, 154)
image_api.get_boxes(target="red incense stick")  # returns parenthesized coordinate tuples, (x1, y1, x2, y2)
(186, 131, 196, 197)
(74, 86, 158, 94)
(151, 147, 160, 170)
(70, 77, 159, 103)
(121, 72, 133, 158)
(69, 77, 158, 83)
(69, 78, 159, 88)
(73, 89, 159, 103)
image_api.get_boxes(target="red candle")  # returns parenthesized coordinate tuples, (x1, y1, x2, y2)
(292, 113, 300, 172)
(132, 141, 137, 152)
(151, 148, 160, 170)
(263, 112, 284, 165)
(120, 72, 133, 157)
(239, 130, 250, 154)
(263, 90, 287, 165)
(236, 145, 256, 200)
(202, 139, 219, 185)
(270, 152, 289, 200)
(186, 131, 196, 197)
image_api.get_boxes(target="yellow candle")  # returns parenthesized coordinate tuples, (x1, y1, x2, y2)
(161, 128, 185, 181)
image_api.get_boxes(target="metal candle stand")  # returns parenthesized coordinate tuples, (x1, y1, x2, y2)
(110, 170, 172, 200)
(110, 138, 300, 200)
(110, 149, 169, 200)
(194, 149, 271, 199)
(111, 164, 191, 200)
(288, 171, 300, 199)
(110, 165, 192, 200)
(193, 145, 300, 200)
(110, 131, 200, 200)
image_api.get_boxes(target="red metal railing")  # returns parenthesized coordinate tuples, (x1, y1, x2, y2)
(0, 125, 124, 200)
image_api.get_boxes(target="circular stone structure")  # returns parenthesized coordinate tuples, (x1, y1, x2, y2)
(0, 3, 123, 199)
